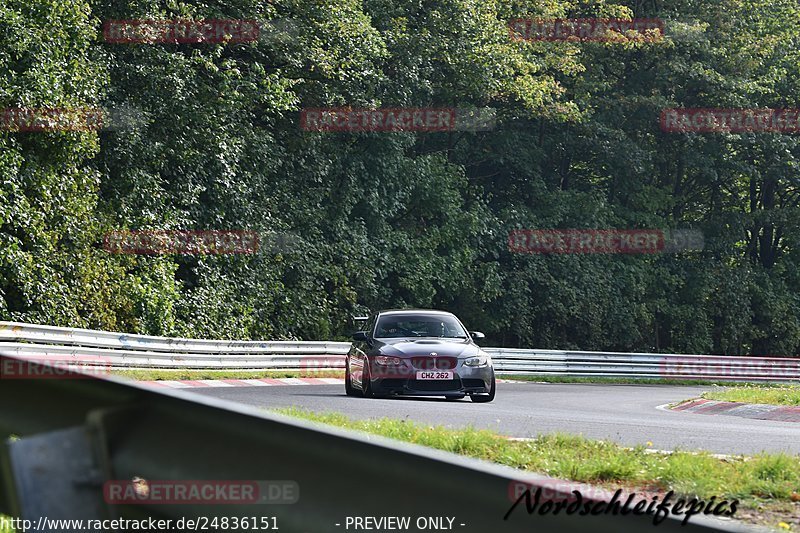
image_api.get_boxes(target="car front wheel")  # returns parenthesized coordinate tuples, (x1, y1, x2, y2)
(471, 372, 495, 403)
(345, 360, 361, 397)
(361, 360, 375, 398)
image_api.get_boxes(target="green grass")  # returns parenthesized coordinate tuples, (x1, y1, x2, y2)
(701, 385, 800, 406)
(278, 408, 800, 506)
(113, 369, 344, 381)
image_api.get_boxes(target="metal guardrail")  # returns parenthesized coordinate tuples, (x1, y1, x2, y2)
(0, 353, 751, 532)
(1, 321, 798, 382)
(0, 321, 349, 369)
(486, 348, 800, 382)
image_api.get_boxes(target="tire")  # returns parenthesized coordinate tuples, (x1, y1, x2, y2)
(345, 361, 361, 397)
(362, 360, 375, 398)
(471, 372, 496, 403)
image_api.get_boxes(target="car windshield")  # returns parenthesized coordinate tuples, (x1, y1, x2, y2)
(374, 314, 468, 339)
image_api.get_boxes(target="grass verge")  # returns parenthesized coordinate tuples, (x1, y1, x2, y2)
(700, 385, 800, 406)
(278, 408, 800, 528)
(112, 369, 344, 381)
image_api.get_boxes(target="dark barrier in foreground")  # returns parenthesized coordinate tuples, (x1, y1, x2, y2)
(0, 354, 752, 533)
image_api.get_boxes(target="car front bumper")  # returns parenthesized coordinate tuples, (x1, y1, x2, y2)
(369, 365, 493, 396)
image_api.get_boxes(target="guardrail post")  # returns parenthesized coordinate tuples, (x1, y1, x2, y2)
(3, 426, 109, 528)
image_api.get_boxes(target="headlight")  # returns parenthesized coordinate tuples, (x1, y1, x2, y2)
(374, 356, 403, 365)
(464, 355, 489, 367)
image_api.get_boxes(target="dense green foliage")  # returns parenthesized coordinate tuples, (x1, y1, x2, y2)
(1, 0, 798, 355)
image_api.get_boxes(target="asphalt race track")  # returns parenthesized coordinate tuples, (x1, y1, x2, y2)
(190, 382, 800, 456)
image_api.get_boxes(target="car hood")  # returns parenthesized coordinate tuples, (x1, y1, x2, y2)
(375, 338, 480, 358)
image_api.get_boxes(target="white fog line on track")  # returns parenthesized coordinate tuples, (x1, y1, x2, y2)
(278, 378, 306, 385)
(198, 380, 236, 387)
(239, 379, 271, 386)
(634, 447, 738, 460)
(159, 380, 193, 388)
(505, 435, 738, 460)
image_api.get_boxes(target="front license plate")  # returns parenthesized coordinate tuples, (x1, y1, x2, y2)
(416, 370, 454, 380)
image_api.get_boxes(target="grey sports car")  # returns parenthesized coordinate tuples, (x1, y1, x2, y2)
(345, 309, 496, 402)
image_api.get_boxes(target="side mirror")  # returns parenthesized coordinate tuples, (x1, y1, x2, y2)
(470, 331, 485, 340)
(352, 331, 368, 342)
